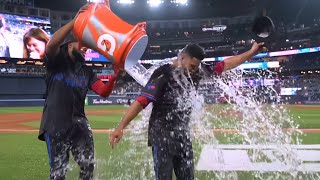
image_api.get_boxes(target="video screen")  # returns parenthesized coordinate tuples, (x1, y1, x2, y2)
(0, 12, 110, 62)
(93, 69, 114, 81)
(85, 49, 111, 62)
(0, 13, 51, 59)
(280, 88, 302, 96)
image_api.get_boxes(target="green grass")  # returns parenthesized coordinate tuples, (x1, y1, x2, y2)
(2, 105, 320, 179)
(0, 106, 43, 113)
(0, 105, 127, 114)
(0, 133, 48, 180)
(290, 110, 320, 128)
(23, 114, 124, 129)
(4, 104, 320, 129)
(84, 114, 123, 129)
(1, 132, 320, 180)
(19, 104, 320, 133)
(23, 121, 41, 128)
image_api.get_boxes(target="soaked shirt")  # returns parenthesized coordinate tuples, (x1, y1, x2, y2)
(138, 63, 225, 146)
(38, 45, 98, 141)
(139, 63, 223, 146)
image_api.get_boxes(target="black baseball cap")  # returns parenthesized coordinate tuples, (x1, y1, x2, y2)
(180, 43, 206, 61)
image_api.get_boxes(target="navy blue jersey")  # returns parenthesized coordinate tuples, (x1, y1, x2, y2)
(140, 64, 202, 146)
(38, 45, 98, 141)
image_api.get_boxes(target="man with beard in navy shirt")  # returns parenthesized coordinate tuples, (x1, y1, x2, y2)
(38, 4, 121, 180)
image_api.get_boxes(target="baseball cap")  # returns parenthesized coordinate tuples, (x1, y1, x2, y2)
(252, 16, 275, 38)
(180, 43, 205, 61)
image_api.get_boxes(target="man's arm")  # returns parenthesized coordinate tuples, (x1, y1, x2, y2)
(109, 67, 167, 148)
(117, 101, 144, 130)
(109, 101, 144, 148)
(45, 21, 74, 57)
(223, 42, 264, 71)
(109, 95, 154, 149)
(45, 4, 89, 57)
(89, 66, 121, 98)
(91, 75, 117, 98)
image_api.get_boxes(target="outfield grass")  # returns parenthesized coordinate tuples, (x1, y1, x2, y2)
(19, 105, 320, 130)
(1, 132, 320, 180)
(0, 105, 127, 114)
(24, 114, 124, 129)
(0, 133, 48, 180)
(290, 110, 320, 128)
(0, 106, 44, 113)
(1, 105, 320, 179)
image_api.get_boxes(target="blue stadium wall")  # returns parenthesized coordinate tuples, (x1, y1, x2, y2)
(0, 76, 319, 107)
(0, 76, 135, 107)
(0, 76, 46, 107)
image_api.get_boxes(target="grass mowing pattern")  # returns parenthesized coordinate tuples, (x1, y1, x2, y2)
(1, 105, 320, 179)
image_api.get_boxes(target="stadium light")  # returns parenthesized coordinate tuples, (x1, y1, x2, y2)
(87, 0, 105, 2)
(117, 0, 134, 4)
(147, 0, 164, 7)
(170, 0, 188, 5)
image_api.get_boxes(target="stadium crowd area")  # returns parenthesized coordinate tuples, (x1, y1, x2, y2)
(143, 16, 320, 59)
(0, 13, 319, 102)
(1, 51, 320, 99)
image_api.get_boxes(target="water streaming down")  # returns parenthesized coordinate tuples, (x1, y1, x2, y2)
(92, 59, 320, 179)
(82, 6, 317, 177)
(125, 58, 175, 87)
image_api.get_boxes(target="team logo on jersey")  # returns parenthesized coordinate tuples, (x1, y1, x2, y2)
(147, 85, 156, 90)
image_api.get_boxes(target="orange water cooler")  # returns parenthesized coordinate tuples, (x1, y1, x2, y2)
(73, 1, 149, 85)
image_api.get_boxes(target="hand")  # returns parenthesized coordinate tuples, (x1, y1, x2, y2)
(73, 3, 91, 21)
(109, 128, 124, 149)
(249, 42, 265, 55)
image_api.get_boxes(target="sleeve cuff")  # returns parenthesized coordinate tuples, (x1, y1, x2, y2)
(136, 96, 151, 108)
(213, 61, 225, 75)
(140, 92, 157, 102)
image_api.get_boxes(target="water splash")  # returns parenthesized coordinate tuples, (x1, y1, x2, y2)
(93, 62, 320, 179)
(198, 68, 320, 179)
(212, 70, 295, 178)
(125, 58, 174, 86)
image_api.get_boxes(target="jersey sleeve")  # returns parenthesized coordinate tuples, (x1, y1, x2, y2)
(212, 61, 225, 75)
(139, 68, 167, 103)
(135, 95, 151, 108)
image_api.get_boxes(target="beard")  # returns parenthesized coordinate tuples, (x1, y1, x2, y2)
(72, 49, 85, 62)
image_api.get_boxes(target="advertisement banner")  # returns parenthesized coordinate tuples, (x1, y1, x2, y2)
(87, 96, 135, 106)
(303, 101, 320, 105)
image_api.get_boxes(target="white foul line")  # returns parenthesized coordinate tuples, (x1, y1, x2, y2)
(197, 144, 320, 172)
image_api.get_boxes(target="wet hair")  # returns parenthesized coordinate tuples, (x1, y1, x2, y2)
(23, 28, 50, 58)
(180, 43, 205, 61)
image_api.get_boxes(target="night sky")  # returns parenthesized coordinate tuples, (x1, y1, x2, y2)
(32, 0, 259, 22)
(32, 0, 319, 23)
(34, 0, 87, 12)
